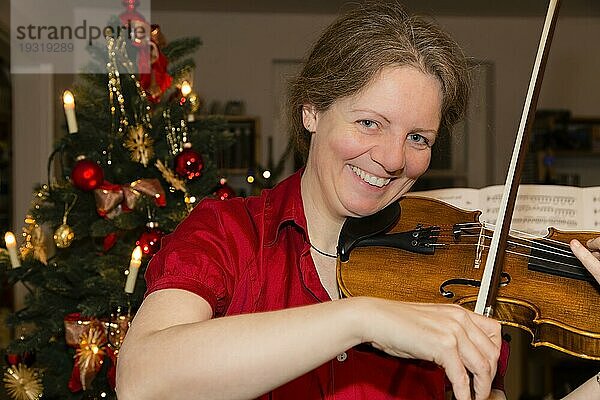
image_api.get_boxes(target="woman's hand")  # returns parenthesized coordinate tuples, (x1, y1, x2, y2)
(570, 237, 600, 281)
(358, 298, 502, 400)
(563, 237, 600, 400)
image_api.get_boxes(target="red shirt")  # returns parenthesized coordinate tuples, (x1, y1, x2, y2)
(145, 170, 451, 399)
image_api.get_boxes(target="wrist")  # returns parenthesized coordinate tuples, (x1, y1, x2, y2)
(339, 296, 378, 345)
(342, 296, 381, 344)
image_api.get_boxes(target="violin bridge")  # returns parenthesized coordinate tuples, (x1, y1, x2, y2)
(474, 224, 485, 269)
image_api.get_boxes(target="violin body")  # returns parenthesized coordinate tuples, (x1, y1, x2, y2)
(337, 196, 600, 360)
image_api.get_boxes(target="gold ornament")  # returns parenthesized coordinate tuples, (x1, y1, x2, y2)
(53, 224, 75, 248)
(3, 364, 43, 400)
(188, 91, 202, 114)
(53, 195, 78, 249)
(125, 125, 154, 167)
(76, 323, 107, 390)
(107, 305, 131, 356)
(20, 216, 47, 265)
(155, 159, 187, 193)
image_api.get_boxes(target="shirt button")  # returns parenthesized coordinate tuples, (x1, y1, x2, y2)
(336, 352, 348, 362)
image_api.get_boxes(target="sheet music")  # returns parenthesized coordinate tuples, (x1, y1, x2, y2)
(583, 187, 600, 230)
(407, 187, 480, 211)
(410, 184, 598, 237)
(482, 185, 583, 237)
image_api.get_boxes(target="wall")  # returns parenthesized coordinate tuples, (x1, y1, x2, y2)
(152, 11, 333, 171)
(153, 10, 600, 183)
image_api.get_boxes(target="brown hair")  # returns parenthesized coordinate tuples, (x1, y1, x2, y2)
(287, 1, 470, 160)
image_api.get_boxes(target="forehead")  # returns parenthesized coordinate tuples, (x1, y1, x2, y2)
(339, 65, 443, 124)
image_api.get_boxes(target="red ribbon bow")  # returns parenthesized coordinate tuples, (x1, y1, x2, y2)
(94, 178, 166, 218)
(64, 313, 118, 392)
(139, 25, 172, 103)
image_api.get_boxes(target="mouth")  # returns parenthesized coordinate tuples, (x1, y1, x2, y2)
(350, 166, 392, 188)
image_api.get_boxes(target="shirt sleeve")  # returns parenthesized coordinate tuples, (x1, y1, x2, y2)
(491, 337, 511, 392)
(144, 198, 253, 316)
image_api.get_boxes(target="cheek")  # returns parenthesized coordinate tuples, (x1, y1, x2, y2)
(405, 151, 431, 179)
(328, 131, 365, 160)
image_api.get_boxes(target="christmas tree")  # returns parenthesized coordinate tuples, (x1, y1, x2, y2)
(0, 11, 236, 400)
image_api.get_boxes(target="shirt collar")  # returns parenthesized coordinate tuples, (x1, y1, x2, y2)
(264, 169, 307, 246)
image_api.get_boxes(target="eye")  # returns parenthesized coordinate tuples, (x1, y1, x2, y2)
(408, 133, 432, 147)
(358, 119, 379, 129)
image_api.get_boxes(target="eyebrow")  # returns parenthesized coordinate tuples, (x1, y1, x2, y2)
(348, 108, 391, 124)
(410, 128, 438, 135)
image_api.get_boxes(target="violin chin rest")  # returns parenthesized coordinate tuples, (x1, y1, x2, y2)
(338, 201, 401, 262)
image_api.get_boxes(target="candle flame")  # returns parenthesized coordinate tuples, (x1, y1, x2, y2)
(4, 232, 15, 246)
(63, 90, 75, 105)
(181, 81, 192, 97)
(131, 245, 142, 261)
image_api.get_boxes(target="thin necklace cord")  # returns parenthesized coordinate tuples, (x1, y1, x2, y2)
(310, 243, 337, 258)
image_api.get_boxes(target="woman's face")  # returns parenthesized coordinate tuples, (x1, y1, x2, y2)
(303, 65, 442, 219)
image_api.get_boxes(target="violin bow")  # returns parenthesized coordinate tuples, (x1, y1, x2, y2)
(474, 0, 561, 317)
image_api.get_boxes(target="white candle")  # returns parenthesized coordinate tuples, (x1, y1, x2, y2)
(5, 232, 21, 268)
(180, 81, 195, 122)
(124, 246, 143, 294)
(63, 90, 78, 134)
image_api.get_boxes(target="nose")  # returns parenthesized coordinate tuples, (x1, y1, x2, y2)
(369, 135, 406, 174)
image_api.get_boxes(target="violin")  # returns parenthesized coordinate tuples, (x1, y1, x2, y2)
(336, 196, 600, 360)
(337, 0, 600, 360)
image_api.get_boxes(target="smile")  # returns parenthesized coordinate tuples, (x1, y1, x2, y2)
(350, 166, 391, 188)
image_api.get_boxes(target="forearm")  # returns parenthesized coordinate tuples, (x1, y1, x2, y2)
(117, 297, 366, 399)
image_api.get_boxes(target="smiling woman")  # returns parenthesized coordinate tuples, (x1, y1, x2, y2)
(299, 66, 442, 222)
(116, 2, 507, 400)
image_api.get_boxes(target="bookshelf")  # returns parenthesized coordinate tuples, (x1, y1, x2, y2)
(524, 111, 600, 187)
(214, 116, 261, 197)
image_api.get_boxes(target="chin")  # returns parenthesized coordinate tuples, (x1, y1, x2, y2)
(341, 199, 391, 218)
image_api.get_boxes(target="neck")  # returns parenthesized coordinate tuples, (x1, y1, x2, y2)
(300, 164, 345, 255)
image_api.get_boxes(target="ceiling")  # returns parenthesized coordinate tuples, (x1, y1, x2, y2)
(151, 0, 600, 17)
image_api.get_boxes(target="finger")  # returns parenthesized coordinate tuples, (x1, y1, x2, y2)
(586, 236, 600, 252)
(456, 311, 502, 400)
(437, 314, 493, 400)
(585, 237, 600, 260)
(571, 239, 600, 282)
(463, 314, 500, 377)
(455, 330, 494, 400)
(438, 351, 471, 400)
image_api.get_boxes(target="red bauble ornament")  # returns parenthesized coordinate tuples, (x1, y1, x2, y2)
(214, 182, 236, 201)
(71, 159, 104, 191)
(5, 351, 35, 367)
(174, 147, 204, 180)
(136, 227, 164, 256)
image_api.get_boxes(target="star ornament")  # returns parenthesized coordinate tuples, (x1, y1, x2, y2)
(76, 325, 107, 374)
(125, 124, 154, 167)
(3, 364, 43, 400)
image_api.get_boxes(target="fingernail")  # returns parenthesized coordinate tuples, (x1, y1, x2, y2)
(570, 239, 581, 248)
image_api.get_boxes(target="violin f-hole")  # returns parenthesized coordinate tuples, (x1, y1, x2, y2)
(440, 272, 511, 299)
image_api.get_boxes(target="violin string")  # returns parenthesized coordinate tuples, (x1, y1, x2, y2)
(429, 221, 578, 257)
(404, 219, 591, 273)
(428, 241, 583, 273)
(424, 224, 583, 267)
(430, 232, 587, 272)
(433, 231, 580, 263)
(460, 224, 576, 258)
(438, 232, 576, 259)
(438, 234, 579, 262)
(454, 221, 578, 251)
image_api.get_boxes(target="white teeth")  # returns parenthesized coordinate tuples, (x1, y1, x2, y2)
(350, 166, 391, 188)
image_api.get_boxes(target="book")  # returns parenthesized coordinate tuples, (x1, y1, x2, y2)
(407, 185, 600, 237)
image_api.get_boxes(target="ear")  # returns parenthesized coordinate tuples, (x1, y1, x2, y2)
(302, 104, 318, 133)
